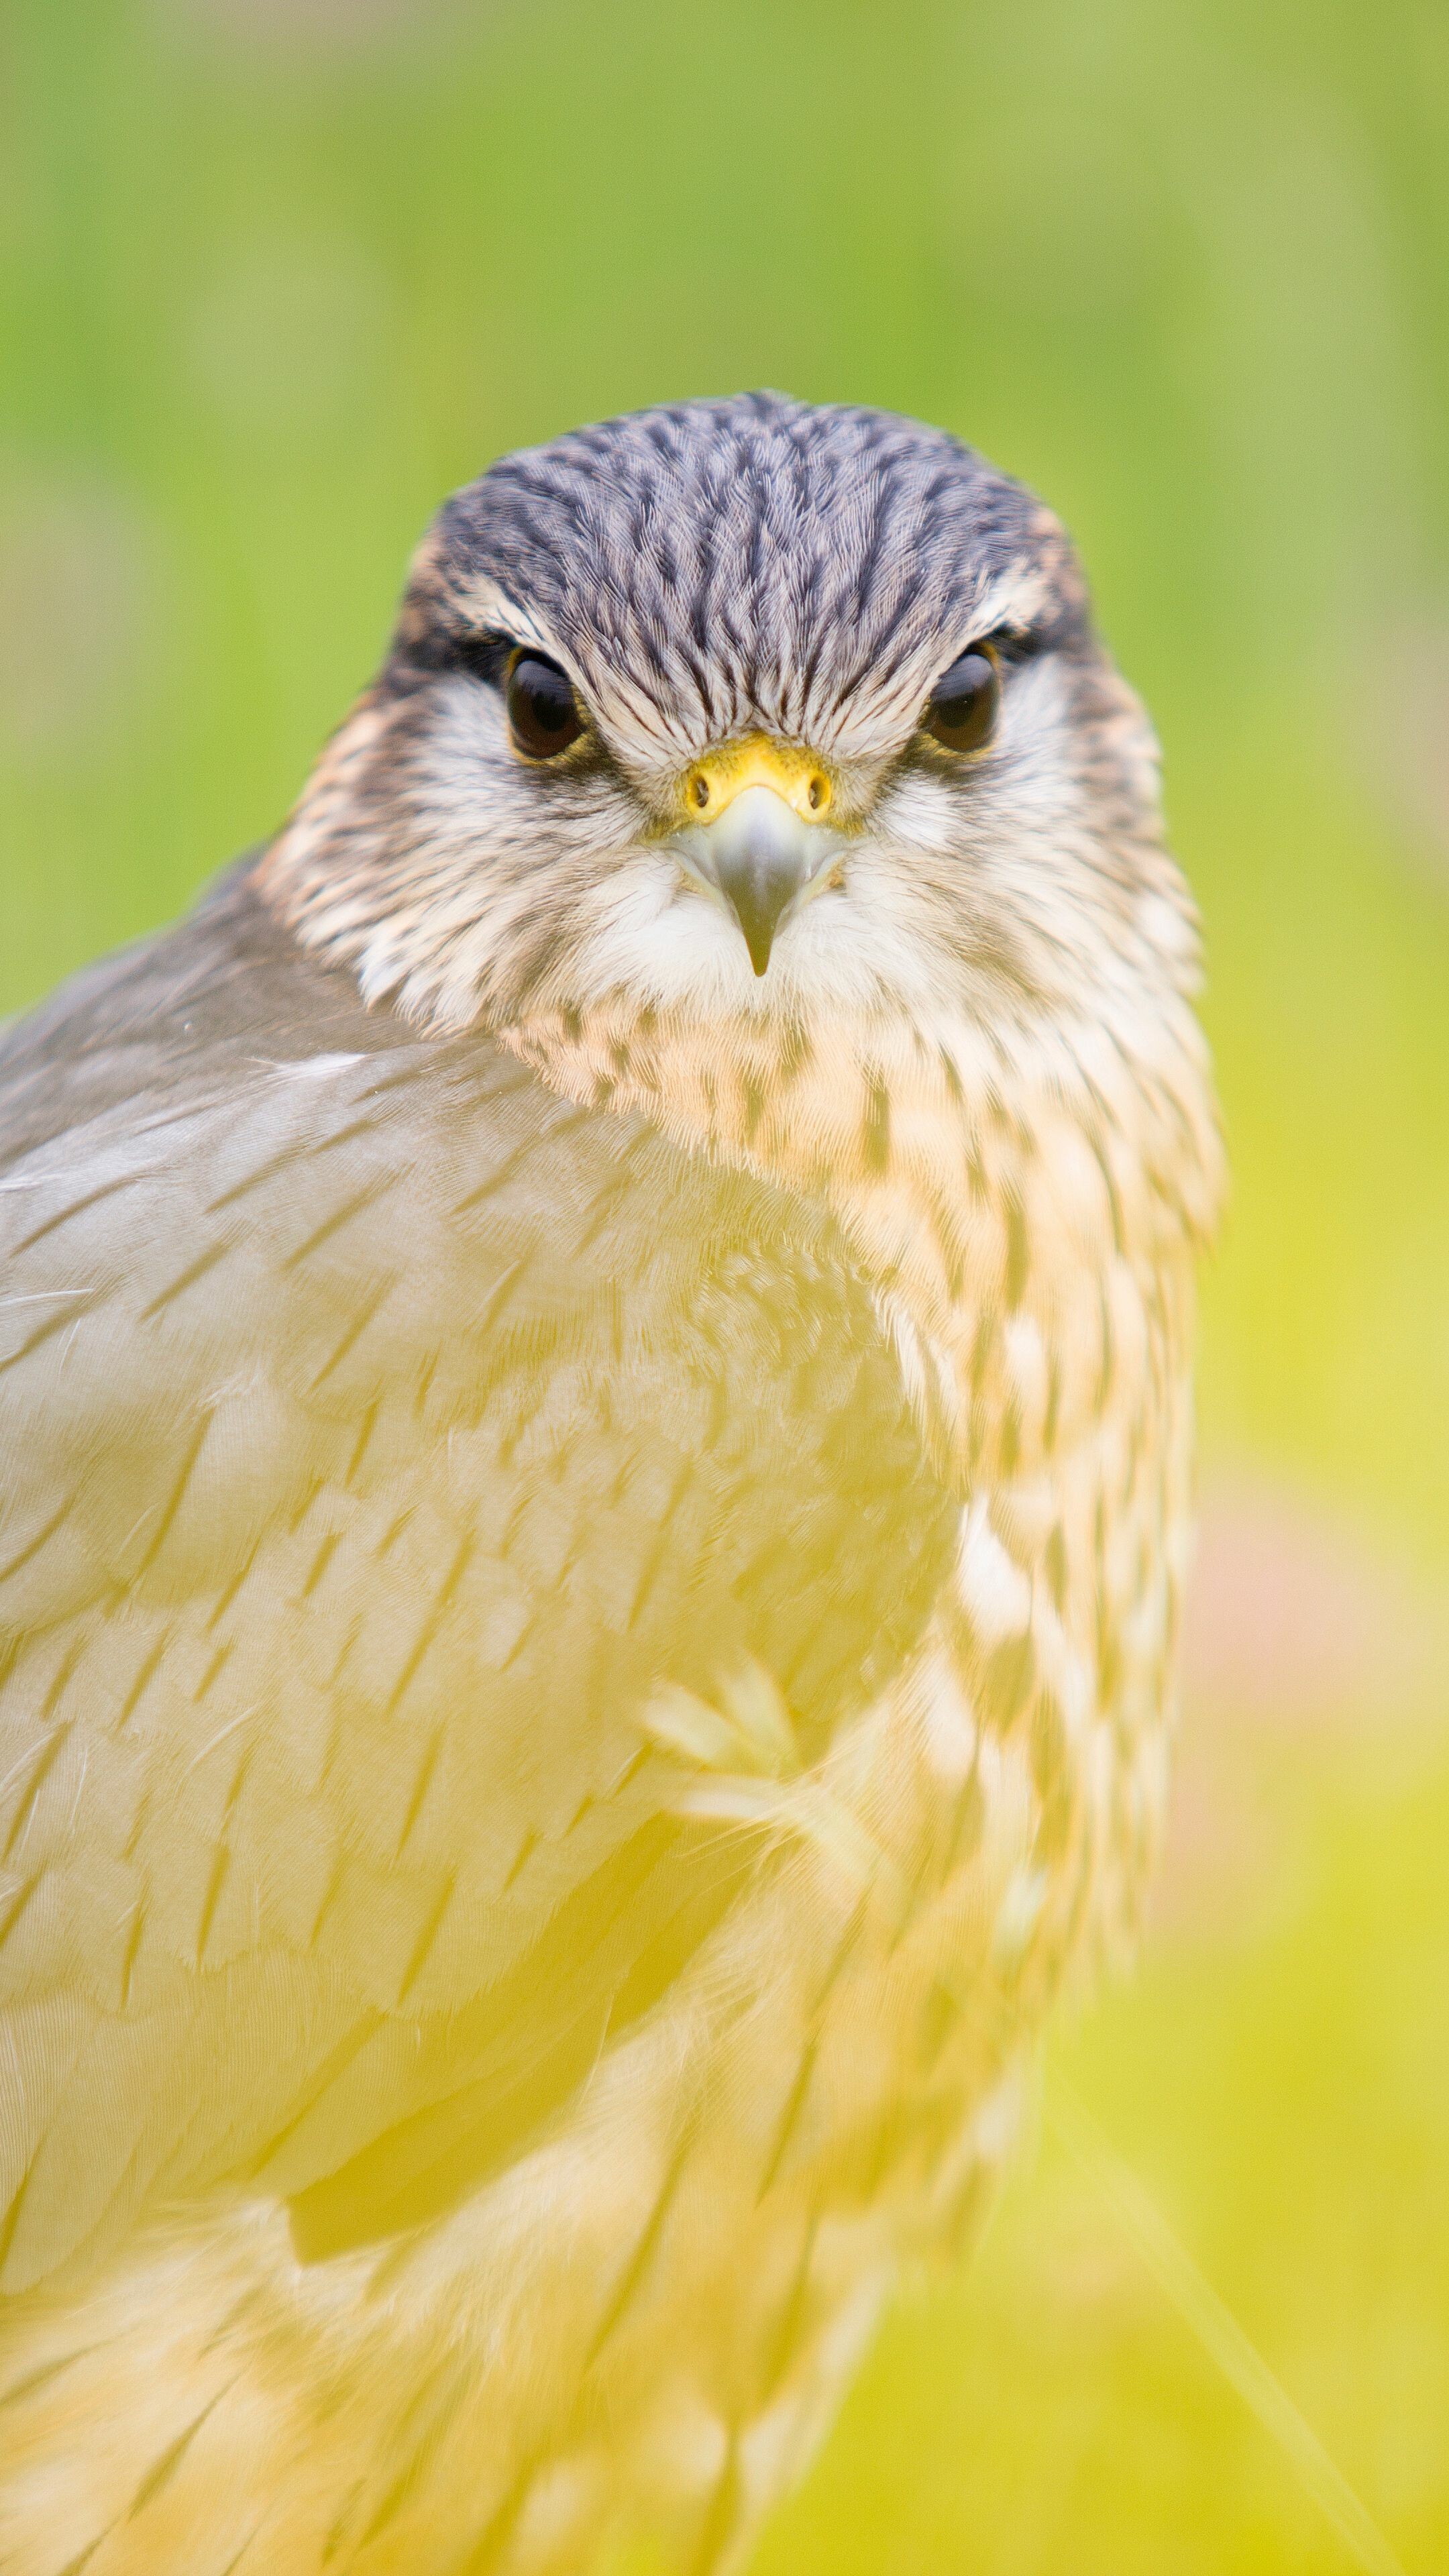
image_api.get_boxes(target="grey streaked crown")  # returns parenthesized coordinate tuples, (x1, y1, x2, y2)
(387, 391, 1089, 744)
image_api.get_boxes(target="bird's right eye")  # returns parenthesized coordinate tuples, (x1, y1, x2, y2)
(505, 652, 586, 761)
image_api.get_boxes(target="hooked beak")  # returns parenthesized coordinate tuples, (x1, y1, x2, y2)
(668, 739, 846, 975)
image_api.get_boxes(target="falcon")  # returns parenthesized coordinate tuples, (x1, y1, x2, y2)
(0, 394, 1222, 2576)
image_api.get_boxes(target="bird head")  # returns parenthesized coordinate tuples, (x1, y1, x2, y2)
(264, 394, 1201, 1050)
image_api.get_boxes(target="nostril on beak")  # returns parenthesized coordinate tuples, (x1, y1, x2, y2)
(670, 780, 844, 975)
(700, 785, 826, 975)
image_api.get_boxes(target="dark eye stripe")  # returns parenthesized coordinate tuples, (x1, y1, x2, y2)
(448, 631, 513, 688)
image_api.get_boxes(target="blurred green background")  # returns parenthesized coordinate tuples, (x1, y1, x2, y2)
(3, 1, 1447, 2567)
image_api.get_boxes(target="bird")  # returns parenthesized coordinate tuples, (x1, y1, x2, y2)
(0, 392, 1222, 2576)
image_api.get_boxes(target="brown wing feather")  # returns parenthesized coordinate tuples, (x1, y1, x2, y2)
(0, 873, 958, 2290)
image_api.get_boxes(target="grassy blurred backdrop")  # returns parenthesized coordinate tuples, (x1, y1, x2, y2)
(3, 1, 1448, 2566)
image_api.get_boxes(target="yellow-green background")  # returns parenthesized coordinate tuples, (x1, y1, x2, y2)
(3, 3, 1448, 2568)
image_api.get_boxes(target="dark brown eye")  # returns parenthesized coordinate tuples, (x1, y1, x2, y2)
(506, 652, 584, 760)
(923, 644, 1000, 754)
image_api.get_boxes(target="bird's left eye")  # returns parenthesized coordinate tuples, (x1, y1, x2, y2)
(506, 652, 585, 760)
(923, 644, 1000, 755)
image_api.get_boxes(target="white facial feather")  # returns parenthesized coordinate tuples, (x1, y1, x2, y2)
(266, 633, 1197, 1065)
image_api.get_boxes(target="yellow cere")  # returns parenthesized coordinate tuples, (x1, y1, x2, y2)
(682, 733, 833, 824)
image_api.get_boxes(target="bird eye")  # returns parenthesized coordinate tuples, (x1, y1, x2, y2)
(923, 643, 1000, 755)
(505, 652, 585, 761)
